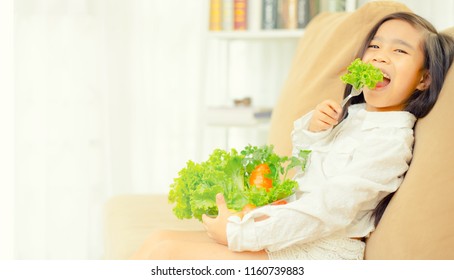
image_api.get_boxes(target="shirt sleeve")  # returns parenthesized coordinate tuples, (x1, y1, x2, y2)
(291, 110, 333, 153)
(226, 127, 414, 252)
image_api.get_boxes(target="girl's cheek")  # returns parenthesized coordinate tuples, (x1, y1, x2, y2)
(361, 53, 372, 63)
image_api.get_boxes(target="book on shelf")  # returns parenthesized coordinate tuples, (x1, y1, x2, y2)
(297, 0, 310, 28)
(205, 106, 272, 126)
(234, 0, 248, 30)
(278, 0, 298, 29)
(222, 0, 234, 31)
(247, 0, 262, 31)
(309, 0, 320, 20)
(209, 0, 222, 31)
(262, 0, 278, 30)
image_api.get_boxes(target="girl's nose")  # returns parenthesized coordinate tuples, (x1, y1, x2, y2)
(372, 55, 389, 64)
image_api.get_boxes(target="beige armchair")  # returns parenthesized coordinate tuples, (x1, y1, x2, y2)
(104, 1, 454, 259)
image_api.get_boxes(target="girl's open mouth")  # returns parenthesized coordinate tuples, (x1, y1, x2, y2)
(374, 72, 391, 89)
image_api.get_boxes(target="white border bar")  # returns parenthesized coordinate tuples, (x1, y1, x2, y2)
(0, 0, 15, 260)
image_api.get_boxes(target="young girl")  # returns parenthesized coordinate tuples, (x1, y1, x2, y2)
(131, 12, 454, 260)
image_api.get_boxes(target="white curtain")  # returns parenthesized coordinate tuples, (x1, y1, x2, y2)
(15, 0, 206, 259)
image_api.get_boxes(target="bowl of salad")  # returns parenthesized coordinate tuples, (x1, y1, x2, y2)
(168, 145, 310, 221)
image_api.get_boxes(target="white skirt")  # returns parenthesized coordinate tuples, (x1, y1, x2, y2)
(267, 235, 365, 260)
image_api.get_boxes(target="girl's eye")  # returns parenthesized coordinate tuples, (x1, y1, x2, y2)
(368, 44, 379, 49)
(395, 49, 408, 54)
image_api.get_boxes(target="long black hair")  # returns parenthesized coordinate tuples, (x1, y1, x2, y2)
(345, 12, 454, 227)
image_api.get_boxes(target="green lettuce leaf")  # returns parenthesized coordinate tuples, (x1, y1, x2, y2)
(340, 58, 384, 90)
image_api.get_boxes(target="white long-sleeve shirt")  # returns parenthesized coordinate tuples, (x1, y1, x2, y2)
(226, 104, 417, 252)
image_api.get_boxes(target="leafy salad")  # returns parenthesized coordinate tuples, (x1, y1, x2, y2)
(340, 58, 384, 90)
(168, 145, 311, 221)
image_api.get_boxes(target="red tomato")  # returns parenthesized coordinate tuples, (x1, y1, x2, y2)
(249, 163, 273, 192)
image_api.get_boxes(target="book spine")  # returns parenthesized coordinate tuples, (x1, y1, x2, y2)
(278, 0, 297, 29)
(247, 0, 262, 31)
(277, 0, 286, 29)
(297, 0, 310, 28)
(222, 0, 234, 31)
(209, 0, 223, 31)
(262, 0, 277, 30)
(234, 0, 248, 30)
(287, 0, 298, 29)
(309, 0, 320, 21)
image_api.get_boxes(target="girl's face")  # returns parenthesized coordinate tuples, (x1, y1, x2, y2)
(361, 19, 428, 112)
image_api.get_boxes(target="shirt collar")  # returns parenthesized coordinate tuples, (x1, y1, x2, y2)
(348, 103, 417, 130)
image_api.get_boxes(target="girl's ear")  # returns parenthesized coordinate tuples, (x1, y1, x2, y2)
(416, 71, 432, 91)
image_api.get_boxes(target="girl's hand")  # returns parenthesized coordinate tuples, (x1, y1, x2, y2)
(202, 193, 233, 246)
(308, 99, 342, 132)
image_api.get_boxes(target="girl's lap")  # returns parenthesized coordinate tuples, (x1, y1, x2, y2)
(131, 229, 268, 260)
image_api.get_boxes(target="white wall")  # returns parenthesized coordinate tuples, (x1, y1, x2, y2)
(398, 0, 454, 30)
(360, 0, 454, 30)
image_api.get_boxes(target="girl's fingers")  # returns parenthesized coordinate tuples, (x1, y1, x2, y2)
(202, 194, 227, 226)
(315, 109, 339, 126)
(201, 214, 213, 225)
(320, 112, 338, 125)
(215, 193, 229, 214)
(320, 100, 342, 119)
(309, 99, 342, 132)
